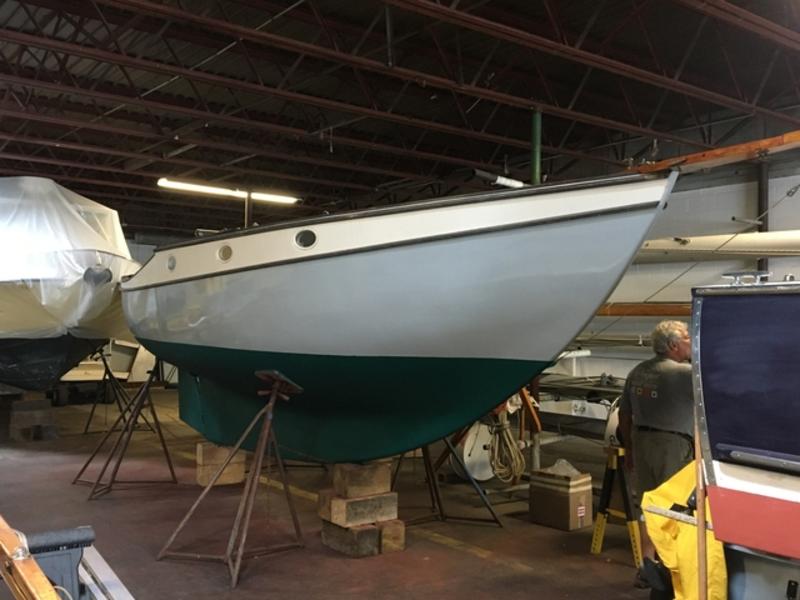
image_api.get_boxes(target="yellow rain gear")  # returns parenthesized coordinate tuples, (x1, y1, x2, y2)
(642, 462, 727, 600)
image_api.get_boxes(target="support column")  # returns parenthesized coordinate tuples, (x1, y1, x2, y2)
(244, 192, 253, 228)
(757, 161, 770, 274)
(531, 110, 542, 185)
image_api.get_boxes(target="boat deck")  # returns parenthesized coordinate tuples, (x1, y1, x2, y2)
(0, 390, 645, 599)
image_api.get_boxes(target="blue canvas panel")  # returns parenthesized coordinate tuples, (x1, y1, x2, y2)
(698, 292, 800, 470)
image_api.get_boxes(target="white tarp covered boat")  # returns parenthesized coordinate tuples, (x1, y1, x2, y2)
(0, 177, 138, 390)
(122, 172, 676, 462)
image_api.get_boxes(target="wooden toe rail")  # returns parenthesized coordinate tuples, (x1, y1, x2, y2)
(0, 515, 58, 600)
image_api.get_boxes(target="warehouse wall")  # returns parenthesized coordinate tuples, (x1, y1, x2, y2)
(573, 169, 800, 379)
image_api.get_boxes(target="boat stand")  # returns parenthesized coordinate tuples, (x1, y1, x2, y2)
(158, 370, 305, 589)
(72, 361, 176, 500)
(394, 436, 503, 528)
(82, 353, 154, 435)
(590, 445, 642, 568)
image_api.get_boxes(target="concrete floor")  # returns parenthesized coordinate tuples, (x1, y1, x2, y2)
(0, 389, 648, 599)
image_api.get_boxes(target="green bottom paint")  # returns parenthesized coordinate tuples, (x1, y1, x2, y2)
(144, 338, 550, 463)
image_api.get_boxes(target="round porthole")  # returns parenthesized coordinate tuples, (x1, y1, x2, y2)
(217, 245, 233, 261)
(167, 255, 176, 271)
(295, 229, 317, 248)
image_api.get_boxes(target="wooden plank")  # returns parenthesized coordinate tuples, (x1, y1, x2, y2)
(635, 129, 800, 173)
(195, 441, 245, 466)
(196, 461, 245, 486)
(320, 520, 380, 557)
(317, 488, 337, 521)
(377, 519, 406, 553)
(332, 460, 392, 498)
(327, 492, 398, 528)
(596, 303, 691, 317)
(0, 515, 59, 600)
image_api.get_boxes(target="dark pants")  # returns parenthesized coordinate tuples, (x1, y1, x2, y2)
(632, 429, 693, 507)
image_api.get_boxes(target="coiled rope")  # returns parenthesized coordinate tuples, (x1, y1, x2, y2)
(489, 410, 526, 483)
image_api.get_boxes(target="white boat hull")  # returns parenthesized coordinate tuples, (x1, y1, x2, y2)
(122, 174, 675, 461)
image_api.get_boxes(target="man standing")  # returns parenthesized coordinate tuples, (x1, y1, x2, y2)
(618, 320, 694, 567)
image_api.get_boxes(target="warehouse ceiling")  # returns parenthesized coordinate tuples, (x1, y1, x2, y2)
(1, 0, 799, 236)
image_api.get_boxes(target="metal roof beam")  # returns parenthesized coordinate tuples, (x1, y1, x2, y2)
(0, 29, 525, 151)
(0, 131, 376, 191)
(0, 69, 507, 171)
(673, 0, 800, 54)
(90, 0, 711, 149)
(0, 103, 433, 181)
(382, 0, 800, 129)
(0, 29, 625, 167)
(0, 149, 343, 200)
(0, 162, 343, 204)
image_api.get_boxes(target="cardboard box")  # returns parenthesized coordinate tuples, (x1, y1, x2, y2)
(529, 469, 593, 531)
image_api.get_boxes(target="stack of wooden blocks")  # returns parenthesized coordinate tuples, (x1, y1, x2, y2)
(195, 441, 246, 486)
(7, 392, 57, 442)
(319, 459, 405, 557)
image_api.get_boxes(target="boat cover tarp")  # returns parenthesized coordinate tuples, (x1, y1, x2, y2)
(0, 176, 137, 340)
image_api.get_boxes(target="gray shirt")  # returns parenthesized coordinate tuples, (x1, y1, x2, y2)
(619, 356, 694, 436)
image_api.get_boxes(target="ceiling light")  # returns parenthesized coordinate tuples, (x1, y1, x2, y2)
(250, 191, 299, 205)
(494, 175, 525, 189)
(157, 178, 299, 204)
(157, 177, 247, 199)
(474, 169, 525, 189)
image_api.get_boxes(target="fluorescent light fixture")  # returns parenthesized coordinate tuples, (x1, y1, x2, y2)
(250, 191, 299, 205)
(157, 177, 247, 198)
(495, 175, 525, 189)
(474, 169, 525, 189)
(157, 177, 299, 204)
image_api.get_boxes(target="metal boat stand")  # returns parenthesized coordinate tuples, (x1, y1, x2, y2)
(82, 353, 154, 435)
(72, 361, 176, 500)
(158, 370, 305, 589)
(393, 436, 503, 528)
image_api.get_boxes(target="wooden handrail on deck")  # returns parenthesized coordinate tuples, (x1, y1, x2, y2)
(0, 515, 58, 600)
(634, 129, 800, 174)
(596, 302, 691, 317)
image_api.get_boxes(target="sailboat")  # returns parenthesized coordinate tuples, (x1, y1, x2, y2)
(122, 172, 676, 462)
(0, 177, 139, 390)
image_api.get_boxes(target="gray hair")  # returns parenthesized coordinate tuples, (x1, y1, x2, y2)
(651, 320, 688, 356)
